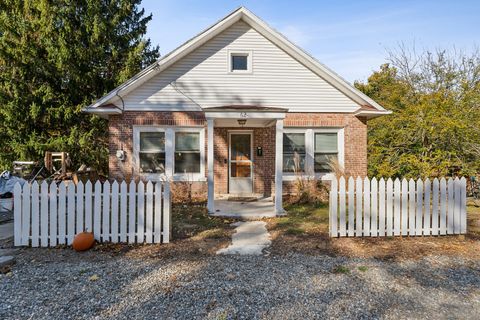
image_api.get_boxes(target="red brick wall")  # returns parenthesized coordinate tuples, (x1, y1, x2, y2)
(108, 111, 367, 195)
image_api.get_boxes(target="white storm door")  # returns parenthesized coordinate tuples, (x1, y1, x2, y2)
(229, 132, 253, 194)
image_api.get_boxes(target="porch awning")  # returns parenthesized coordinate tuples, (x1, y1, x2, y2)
(202, 105, 287, 127)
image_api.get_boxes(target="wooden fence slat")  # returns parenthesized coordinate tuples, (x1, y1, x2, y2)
(102, 181, 111, 242)
(453, 178, 461, 234)
(423, 179, 431, 235)
(13, 183, 22, 246)
(329, 178, 338, 237)
(67, 183, 76, 245)
(393, 179, 401, 236)
(146, 181, 154, 243)
(120, 181, 128, 243)
(85, 181, 93, 233)
(137, 182, 145, 242)
(40, 181, 49, 247)
(401, 179, 408, 235)
(21, 183, 31, 246)
(339, 177, 346, 237)
(408, 179, 416, 235)
(128, 181, 136, 243)
(347, 177, 355, 237)
(363, 177, 371, 236)
(93, 181, 102, 241)
(460, 177, 467, 234)
(447, 178, 454, 234)
(58, 182, 66, 245)
(415, 179, 423, 236)
(431, 178, 439, 235)
(370, 177, 378, 237)
(154, 182, 162, 243)
(31, 182, 39, 247)
(355, 177, 363, 236)
(386, 178, 393, 236)
(49, 183, 58, 247)
(378, 178, 385, 237)
(439, 178, 447, 235)
(163, 182, 171, 243)
(76, 182, 84, 234)
(111, 181, 119, 243)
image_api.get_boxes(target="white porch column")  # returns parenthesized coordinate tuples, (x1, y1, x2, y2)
(275, 119, 284, 214)
(207, 119, 215, 213)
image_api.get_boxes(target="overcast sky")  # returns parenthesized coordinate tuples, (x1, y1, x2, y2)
(142, 0, 479, 83)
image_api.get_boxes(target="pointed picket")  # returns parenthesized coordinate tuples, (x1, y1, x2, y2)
(67, 183, 76, 245)
(49, 182, 58, 247)
(137, 181, 145, 242)
(339, 177, 346, 237)
(111, 181, 119, 243)
(447, 178, 454, 234)
(154, 182, 162, 243)
(401, 179, 408, 235)
(355, 177, 363, 236)
(84, 181, 93, 233)
(453, 178, 461, 234)
(378, 178, 385, 237)
(40, 181, 49, 247)
(431, 178, 439, 235)
(347, 177, 355, 236)
(146, 181, 154, 243)
(408, 179, 416, 235)
(13, 183, 23, 246)
(415, 179, 423, 236)
(423, 179, 431, 235)
(21, 183, 31, 246)
(393, 179, 401, 236)
(76, 182, 84, 234)
(128, 181, 136, 243)
(58, 182, 67, 245)
(329, 178, 338, 237)
(120, 181, 128, 242)
(163, 182, 171, 243)
(439, 178, 447, 235)
(31, 182, 39, 247)
(460, 177, 467, 234)
(363, 177, 371, 236)
(370, 177, 378, 236)
(386, 178, 393, 236)
(102, 181, 111, 242)
(93, 181, 102, 240)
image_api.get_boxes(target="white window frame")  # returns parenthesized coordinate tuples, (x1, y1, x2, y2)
(227, 50, 253, 74)
(133, 126, 205, 181)
(282, 128, 344, 181)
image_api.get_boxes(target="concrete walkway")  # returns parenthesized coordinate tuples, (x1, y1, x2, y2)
(211, 197, 276, 219)
(217, 221, 271, 255)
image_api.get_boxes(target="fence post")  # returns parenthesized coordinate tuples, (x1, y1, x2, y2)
(13, 183, 22, 246)
(163, 181, 171, 243)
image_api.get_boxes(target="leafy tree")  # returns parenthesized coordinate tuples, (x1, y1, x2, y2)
(356, 47, 480, 178)
(0, 0, 159, 172)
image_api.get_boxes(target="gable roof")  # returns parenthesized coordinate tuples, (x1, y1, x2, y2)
(84, 7, 390, 117)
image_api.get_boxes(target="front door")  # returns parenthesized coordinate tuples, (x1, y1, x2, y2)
(229, 132, 253, 194)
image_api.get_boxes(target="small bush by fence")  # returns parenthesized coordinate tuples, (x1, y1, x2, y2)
(329, 177, 467, 238)
(14, 180, 171, 247)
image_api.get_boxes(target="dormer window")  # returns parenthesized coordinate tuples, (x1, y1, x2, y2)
(228, 50, 252, 73)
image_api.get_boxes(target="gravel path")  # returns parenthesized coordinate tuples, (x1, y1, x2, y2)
(1, 248, 479, 319)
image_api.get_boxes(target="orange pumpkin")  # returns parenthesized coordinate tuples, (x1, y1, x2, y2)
(72, 232, 95, 251)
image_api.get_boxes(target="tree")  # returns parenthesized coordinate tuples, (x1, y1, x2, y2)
(0, 0, 159, 172)
(356, 46, 480, 178)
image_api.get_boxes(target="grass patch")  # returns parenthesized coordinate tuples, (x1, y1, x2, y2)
(172, 205, 234, 239)
(271, 202, 329, 235)
(332, 265, 350, 274)
(357, 266, 368, 272)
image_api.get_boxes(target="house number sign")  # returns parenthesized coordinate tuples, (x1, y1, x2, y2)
(240, 112, 248, 118)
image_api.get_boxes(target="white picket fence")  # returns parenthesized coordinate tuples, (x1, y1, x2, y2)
(13, 180, 171, 247)
(329, 177, 467, 238)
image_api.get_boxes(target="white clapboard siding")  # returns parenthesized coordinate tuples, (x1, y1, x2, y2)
(330, 177, 467, 238)
(13, 180, 171, 248)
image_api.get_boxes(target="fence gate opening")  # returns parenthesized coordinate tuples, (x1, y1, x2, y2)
(329, 177, 467, 238)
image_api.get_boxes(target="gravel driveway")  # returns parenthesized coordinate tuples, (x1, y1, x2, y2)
(1, 247, 479, 320)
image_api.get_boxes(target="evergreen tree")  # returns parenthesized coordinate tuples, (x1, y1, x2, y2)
(0, 0, 159, 172)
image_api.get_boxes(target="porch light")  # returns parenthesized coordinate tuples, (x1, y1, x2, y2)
(237, 119, 247, 126)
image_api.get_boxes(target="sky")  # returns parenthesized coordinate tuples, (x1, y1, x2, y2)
(141, 0, 479, 83)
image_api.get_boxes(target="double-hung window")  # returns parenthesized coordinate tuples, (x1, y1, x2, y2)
(175, 132, 201, 174)
(314, 133, 338, 173)
(283, 133, 306, 173)
(139, 132, 166, 173)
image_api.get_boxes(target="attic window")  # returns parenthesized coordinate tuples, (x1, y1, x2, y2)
(229, 51, 252, 73)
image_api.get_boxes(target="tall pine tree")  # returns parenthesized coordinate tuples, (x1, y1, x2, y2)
(0, 0, 159, 172)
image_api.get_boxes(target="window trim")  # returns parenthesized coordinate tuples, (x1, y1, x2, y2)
(133, 126, 205, 181)
(282, 128, 344, 181)
(227, 50, 253, 74)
